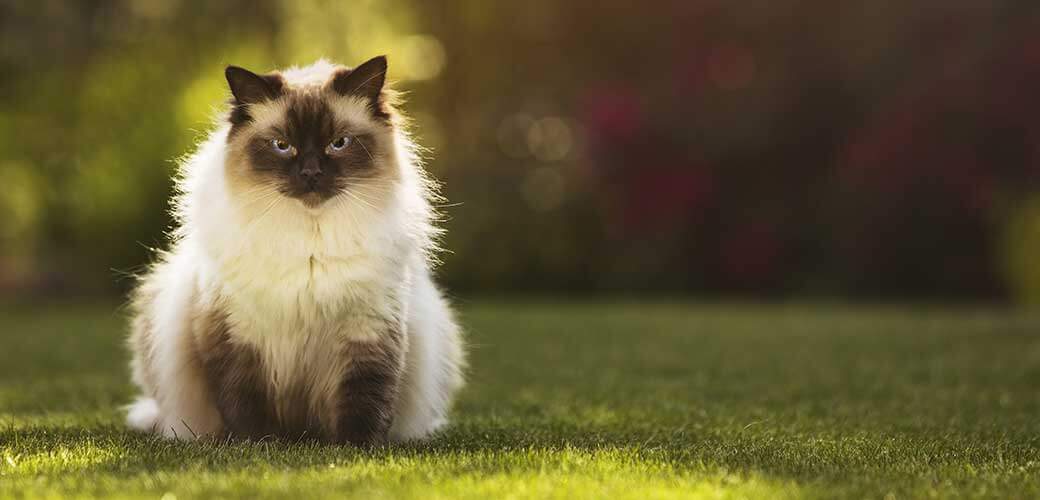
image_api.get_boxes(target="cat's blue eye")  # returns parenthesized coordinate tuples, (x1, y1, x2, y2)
(271, 139, 295, 156)
(326, 136, 351, 154)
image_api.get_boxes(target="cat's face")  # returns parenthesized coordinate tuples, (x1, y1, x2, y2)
(223, 57, 397, 209)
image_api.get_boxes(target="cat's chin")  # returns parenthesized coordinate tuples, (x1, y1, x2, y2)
(297, 192, 329, 210)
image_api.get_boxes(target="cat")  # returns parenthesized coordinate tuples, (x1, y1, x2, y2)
(125, 56, 465, 445)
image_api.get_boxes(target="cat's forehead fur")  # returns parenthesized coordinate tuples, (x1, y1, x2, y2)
(234, 60, 384, 141)
(279, 59, 341, 88)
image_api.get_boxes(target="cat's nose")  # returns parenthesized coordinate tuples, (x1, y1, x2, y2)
(300, 158, 323, 181)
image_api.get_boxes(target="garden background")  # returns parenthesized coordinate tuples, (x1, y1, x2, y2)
(3, 0, 1039, 302)
(2, 2, 1040, 499)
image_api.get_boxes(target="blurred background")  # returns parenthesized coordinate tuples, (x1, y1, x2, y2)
(1, 0, 1039, 302)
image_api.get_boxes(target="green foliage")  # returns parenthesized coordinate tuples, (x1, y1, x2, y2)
(1, 302, 1038, 498)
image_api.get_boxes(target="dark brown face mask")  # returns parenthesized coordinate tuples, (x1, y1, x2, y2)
(224, 56, 391, 206)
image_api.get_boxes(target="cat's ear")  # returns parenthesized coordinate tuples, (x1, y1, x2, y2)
(225, 66, 283, 105)
(330, 56, 387, 106)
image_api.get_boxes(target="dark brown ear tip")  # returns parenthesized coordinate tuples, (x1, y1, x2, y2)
(225, 66, 246, 81)
(366, 55, 388, 68)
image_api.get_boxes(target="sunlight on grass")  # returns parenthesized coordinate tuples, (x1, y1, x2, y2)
(0, 442, 807, 499)
(2, 440, 122, 476)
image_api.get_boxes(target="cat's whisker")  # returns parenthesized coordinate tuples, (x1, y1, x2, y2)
(351, 181, 397, 191)
(234, 185, 283, 206)
(239, 191, 281, 208)
(343, 184, 387, 199)
(348, 182, 397, 198)
(350, 186, 398, 207)
(341, 189, 380, 212)
(243, 196, 283, 237)
(325, 191, 363, 228)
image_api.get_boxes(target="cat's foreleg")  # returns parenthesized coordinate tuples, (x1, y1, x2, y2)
(330, 311, 406, 446)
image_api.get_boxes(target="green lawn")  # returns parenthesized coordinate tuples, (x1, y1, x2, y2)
(1, 301, 1039, 499)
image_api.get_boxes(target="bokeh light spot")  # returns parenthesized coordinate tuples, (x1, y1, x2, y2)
(399, 34, 446, 81)
(0, 162, 42, 246)
(527, 116, 574, 162)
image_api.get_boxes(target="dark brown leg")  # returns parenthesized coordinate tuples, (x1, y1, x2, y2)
(195, 311, 275, 440)
(333, 323, 404, 446)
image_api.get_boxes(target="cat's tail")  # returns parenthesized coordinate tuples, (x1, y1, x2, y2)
(126, 397, 160, 432)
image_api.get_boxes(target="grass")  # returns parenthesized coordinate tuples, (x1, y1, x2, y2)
(1, 300, 1039, 499)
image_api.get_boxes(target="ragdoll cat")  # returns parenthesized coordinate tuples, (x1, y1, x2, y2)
(125, 56, 464, 445)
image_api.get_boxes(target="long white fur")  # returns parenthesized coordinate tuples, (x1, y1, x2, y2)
(127, 60, 464, 441)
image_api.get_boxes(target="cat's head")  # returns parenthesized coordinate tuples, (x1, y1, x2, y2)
(222, 57, 399, 209)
